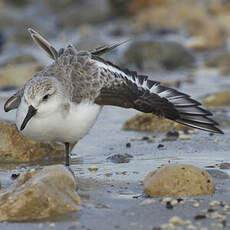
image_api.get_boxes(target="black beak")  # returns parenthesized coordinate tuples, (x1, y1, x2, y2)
(20, 105, 37, 131)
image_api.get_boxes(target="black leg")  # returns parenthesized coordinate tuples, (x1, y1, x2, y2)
(65, 142, 70, 166)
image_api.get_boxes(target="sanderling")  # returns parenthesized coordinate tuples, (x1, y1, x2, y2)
(4, 29, 223, 166)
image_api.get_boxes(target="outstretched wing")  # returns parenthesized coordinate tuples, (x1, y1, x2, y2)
(93, 57, 223, 134)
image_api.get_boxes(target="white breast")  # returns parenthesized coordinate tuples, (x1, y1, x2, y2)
(16, 100, 102, 143)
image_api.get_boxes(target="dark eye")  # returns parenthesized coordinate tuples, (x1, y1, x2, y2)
(42, 94, 49, 101)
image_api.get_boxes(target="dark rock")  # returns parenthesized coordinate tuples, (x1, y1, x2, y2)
(120, 40, 195, 72)
(166, 201, 173, 209)
(162, 130, 179, 142)
(157, 144, 164, 149)
(4, 0, 30, 7)
(108, 0, 133, 16)
(11, 173, 20, 180)
(106, 153, 133, 164)
(126, 142, 131, 148)
(142, 136, 149, 141)
(0, 31, 5, 50)
(194, 215, 206, 220)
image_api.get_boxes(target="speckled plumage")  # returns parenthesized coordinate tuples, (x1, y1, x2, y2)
(3, 29, 223, 165)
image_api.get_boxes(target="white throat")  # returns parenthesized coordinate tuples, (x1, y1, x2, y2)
(16, 99, 102, 143)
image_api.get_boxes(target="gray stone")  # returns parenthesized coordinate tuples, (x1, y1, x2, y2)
(120, 40, 195, 72)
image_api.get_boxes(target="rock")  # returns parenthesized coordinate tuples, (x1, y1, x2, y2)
(0, 4, 54, 44)
(0, 121, 75, 162)
(56, 0, 109, 28)
(0, 63, 43, 88)
(0, 31, 5, 51)
(206, 169, 229, 179)
(4, 0, 30, 7)
(134, 0, 227, 50)
(120, 41, 195, 72)
(162, 130, 179, 142)
(219, 163, 230, 170)
(203, 91, 230, 108)
(0, 55, 38, 67)
(108, 0, 166, 16)
(0, 165, 81, 221)
(123, 113, 194, 133)
(134, 0, 226, 50)
(205, 52, 230, 75)
(184, 10, 227, 51)
(106, 153, 133, 163)
(143, 164, 215, 197)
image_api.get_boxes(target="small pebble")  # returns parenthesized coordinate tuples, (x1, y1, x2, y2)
(166, 201, 173, 209)
(49, 223, 55, 228)
(177, 198, 184, 203)
(107, 153, 133, 164)
(160, 223, 175, 230)
(157, 144, 165, 149)
(212, 223, 224, 228)
(210, 200, 221, 206)
(219, 162, 230, 169)
(194, 215, 206, 220)
(165, 130, 179, 141)
(193, 202, 200, 208)
(211, 212, 226, 220)
(140, 199, 156, 206)
(11, 173, 20, 180)
(161, 197, 172, 204)
(171, 199, 178, 206)
(105, 173, 113, 177)
(213, 138, 219, 143)
(131, 136, 136, 141)
(142, 136, 149, 141)
(187, 225, 197, 230)
(169, 216, 187, 225)
(179, 134, 190, 140)
(88, 165, 98, 172)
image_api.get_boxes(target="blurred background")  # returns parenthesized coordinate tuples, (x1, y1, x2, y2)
(0, 0, 230, 113)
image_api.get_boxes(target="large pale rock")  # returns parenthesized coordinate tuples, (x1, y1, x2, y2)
(0, 63, 43, 88)
(0, 165, 81, 221)
(123, 113, 193, 132)
(0, 121, 75, 162)
(143, 164, 215, 197)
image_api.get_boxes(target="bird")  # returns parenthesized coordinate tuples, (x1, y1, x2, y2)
(4, 28, 223, 166)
